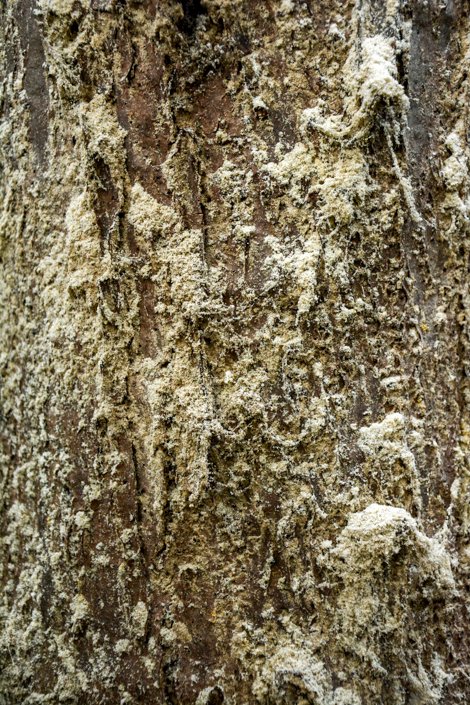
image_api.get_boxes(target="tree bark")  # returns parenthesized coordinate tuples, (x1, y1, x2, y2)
(1, 1, 469, 703)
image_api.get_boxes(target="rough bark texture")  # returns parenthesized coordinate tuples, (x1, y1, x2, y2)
(0, 0, 469, 703)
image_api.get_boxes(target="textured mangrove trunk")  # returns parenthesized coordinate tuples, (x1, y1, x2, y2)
(1, 0, 469, 703)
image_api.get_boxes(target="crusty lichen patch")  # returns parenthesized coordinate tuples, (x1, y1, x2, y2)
(328, 504, 455, 702)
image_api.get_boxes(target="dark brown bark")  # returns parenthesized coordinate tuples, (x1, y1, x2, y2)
(0, 1, 469, 703)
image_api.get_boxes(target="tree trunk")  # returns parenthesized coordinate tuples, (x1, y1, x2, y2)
(1, 0, 469, 703)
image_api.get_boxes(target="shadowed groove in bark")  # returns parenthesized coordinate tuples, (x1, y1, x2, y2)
(13, 0, 49, 164)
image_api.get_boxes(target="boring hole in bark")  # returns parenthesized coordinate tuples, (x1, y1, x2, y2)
(178, 0, 207, 36)
(207, 686, 224, 705)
